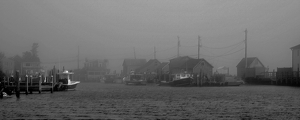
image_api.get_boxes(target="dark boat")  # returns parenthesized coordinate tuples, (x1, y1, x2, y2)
(159, 72, 193, 87)
(104, 74, 116, 83)
(124, 73, 146, 85)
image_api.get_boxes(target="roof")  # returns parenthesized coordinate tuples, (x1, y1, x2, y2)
(170, 56, 213, 69)
(123, 59, 147, 67)
(169, 56, 193, 68)
(157, 62, 168, 70)
(290, 44, 300, 50)
(186, 59, 214, 68)
(236, 57, 265, 68)
(135, 59, 160, 72)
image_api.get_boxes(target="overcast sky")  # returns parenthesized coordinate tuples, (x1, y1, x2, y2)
(0, 0, 299, 75)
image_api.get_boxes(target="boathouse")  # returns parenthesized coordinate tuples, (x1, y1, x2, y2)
(81, 59, 110, 82)
(135, 59, 161, 81)
(236, 57, 266, 79)
(122, 59, 146, 76)
(21, 62, 42, 75)
(291, 44, 300, 72)
(169, 56, 213, 78)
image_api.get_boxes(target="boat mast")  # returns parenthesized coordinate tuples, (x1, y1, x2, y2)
(245, 29, 248, 78)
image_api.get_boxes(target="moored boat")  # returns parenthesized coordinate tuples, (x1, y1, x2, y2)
(159, 72, 193, 87)
(124, 72, 146, 85)
(55, 70, 80, 91)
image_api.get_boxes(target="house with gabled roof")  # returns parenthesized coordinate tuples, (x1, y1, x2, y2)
(122, 59, 146, 76)
(236, 57, 265, 78)
(291, 44, 300, 72)
(169, 56, 214, 78)
(135, 59, 161, 74)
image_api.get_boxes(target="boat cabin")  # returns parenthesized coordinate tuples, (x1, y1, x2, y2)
(58, 71, 74, 84)
(173, 72, 193, 81)
(129, 74, 144, 81)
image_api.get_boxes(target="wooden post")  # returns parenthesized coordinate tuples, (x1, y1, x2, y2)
(197, 74, 199, 86)
(200, 72, 202, 86)
(51, 75, 53, 93)
(297, 68, 300, 86)
(38, 75, 41, 94)
(15, 71, 20, 98)
(25, 75, 28, 95)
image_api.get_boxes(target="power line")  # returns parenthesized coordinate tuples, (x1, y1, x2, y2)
(202, 40, 244, 49)
(187, 47, 245, 58)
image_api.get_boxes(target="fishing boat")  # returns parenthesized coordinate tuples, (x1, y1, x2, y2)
(124, 72, 146, 85)
(55, 70, 80, 90)
(104, 74, 116, 83)
(159, 72, 193, 87)
(170, 72, 193, 86)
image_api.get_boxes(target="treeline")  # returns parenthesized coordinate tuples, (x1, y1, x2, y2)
(0, 43, 40, 75)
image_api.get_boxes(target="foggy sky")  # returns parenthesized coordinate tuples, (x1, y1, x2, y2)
(0, 0, 300, 75)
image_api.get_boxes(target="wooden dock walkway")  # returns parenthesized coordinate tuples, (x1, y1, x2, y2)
(3, 72, 54, 95)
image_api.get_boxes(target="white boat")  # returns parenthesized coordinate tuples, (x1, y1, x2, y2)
(56, 70, 80, 90)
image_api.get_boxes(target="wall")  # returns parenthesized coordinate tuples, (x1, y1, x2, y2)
(292, 49, 300, 72)
(193, 61, 213, 79)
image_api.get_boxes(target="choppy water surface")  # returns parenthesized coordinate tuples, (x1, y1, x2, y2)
(1, 83, 300, 119)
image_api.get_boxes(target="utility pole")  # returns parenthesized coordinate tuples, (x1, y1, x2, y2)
(77, 45, 80, 81)
(177, 36, 180, 58)
(77, 45, 79, 70)
(134, 47, 136, 59)
(154, 46, 156, 59)
(198, 35, 201, 59)
(245, 29, 248, 78)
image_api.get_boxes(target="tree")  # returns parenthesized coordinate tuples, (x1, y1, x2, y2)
(31, 43, 40, 62)
(22, 43, 40, 62)
(10, 55, 22, 71)
(0, 52, 5, 59)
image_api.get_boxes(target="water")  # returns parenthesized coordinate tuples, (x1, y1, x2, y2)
(1, 83, 300, 119)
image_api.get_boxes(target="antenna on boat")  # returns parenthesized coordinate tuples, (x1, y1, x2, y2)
(154, 46, 156, 59)
(245, 29, 248, 78)
(134, 47, 136, 59)
(77, 45, 79, 70)
(177, 36, 180, 58)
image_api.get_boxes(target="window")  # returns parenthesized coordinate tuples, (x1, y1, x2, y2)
(25, 63, 31, 67)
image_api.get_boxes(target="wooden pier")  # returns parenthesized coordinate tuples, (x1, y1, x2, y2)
(3, 72, 54, 95)
(263, 70, 300, 86)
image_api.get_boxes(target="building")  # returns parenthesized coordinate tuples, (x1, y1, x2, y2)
(291, 44, 300, 72)
(122, 59, 146, 76)
(82, 59, 110, 81)
(158, 62, 170, 81)
(135, 59, 161, 74)
(236, 57, 266, 78)
(135, 59, 161, 81)
(169, 56, 214, 78)
(0, 58, 14, 75)
(21, 62, 42, 75)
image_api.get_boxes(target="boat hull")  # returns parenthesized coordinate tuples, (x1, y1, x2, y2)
(170, 77, 193, 87)
(55, 81, 80, 91)
(62, 84, 77, 90)
(125, 80, 146, 85)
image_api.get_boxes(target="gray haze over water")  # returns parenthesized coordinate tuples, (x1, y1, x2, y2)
(0, 0, 299, 74)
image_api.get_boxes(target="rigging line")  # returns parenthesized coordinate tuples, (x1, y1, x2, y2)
(203, 41, 244, 56)
(211, 48, 245, 58)
(42, 59, 85, 64)
(156, 46, 177, 53)
(202, 40, 244, 49)
(187, 47, 245, 58)
(180, 45, 198, 47)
